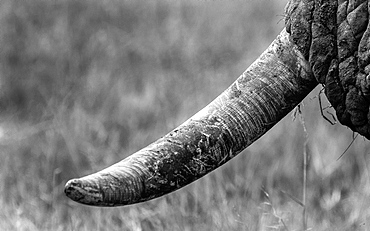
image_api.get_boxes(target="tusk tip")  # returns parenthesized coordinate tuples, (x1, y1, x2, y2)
(64, 179, 83, 200)
(64, 178, 104, 206)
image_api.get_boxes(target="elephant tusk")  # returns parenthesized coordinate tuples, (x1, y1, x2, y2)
(64, 29, 318, 206)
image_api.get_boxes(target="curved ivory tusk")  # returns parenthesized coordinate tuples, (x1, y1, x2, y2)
(64, 29, 317, 206)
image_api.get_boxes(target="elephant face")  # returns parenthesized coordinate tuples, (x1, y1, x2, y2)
(286, 0, 370, 138)
(65, 0, 370, 207)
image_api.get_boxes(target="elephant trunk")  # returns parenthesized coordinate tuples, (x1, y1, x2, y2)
(64, 29, 317, 206)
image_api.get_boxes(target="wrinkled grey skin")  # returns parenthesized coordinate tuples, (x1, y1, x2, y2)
(286, 0, 370, 138)
(65, 0, 370, 207)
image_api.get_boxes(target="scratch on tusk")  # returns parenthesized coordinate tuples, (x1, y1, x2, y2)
(235, 80, 240, 91)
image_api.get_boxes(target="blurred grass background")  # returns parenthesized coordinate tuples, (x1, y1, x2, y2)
(0, 0, 370, 230)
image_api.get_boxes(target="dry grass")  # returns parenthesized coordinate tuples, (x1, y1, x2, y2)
(1, 0, 370, 230)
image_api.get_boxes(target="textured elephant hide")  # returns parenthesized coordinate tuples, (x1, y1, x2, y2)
(286, 0, 370, 139)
